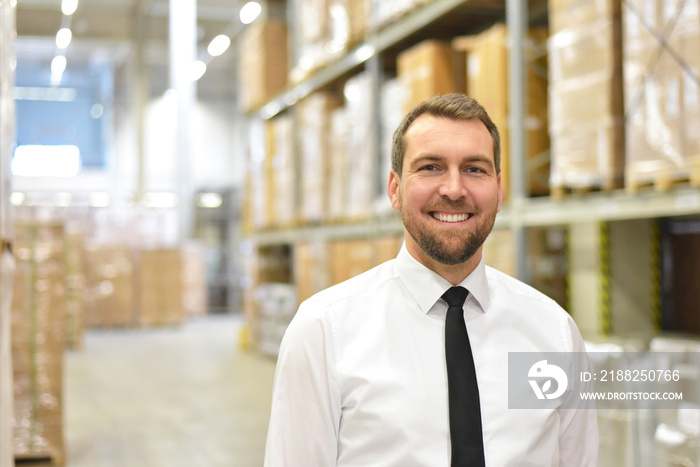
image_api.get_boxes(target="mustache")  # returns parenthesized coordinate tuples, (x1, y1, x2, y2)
(424, 200, 476, 212)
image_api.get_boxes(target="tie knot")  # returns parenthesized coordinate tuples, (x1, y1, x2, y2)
(442, 286, 469, 308)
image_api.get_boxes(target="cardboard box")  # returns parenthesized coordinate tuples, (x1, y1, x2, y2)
(182, 242, 208, 316)
(330, 239, 374, 285)
(454, 24, 551, 198)
(265, 114, 297, 228)
(374, 235, 403, 265)
(623, 0, 700, 189)
(239, 20, 288, 112)
(294, 241, 331, 305)
(11, 222, 66, 466)
(83, 244, 136, 328)
(64, 228, 85, 350)
(548, 0, 625, 190)
(298, 92, 342, 224)
(397, 39, 466, 114)
(344, 71, 376, 221)
(137, 248, 184, 327)
(328, 107, 350, 222)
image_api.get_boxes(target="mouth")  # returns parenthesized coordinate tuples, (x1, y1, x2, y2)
(430, 211, 473, 223)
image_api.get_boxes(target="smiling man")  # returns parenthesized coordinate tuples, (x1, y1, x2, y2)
(264, 94, 598, 467)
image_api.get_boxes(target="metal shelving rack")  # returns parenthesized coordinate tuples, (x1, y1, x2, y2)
(245, 0, 700, 276)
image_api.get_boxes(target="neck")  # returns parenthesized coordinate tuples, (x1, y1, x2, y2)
(404, 238, 482, 285)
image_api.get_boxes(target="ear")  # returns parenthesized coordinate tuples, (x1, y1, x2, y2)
(387, 169, 401, 211)
(496, 173, 503, 213)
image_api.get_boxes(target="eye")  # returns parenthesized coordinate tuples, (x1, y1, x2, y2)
(466, 166, 487, 174)
(419, 164, 439, 171)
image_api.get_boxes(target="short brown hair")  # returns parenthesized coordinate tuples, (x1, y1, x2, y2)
(391, 93, 501, 177)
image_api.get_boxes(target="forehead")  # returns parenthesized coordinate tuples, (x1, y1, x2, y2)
(404, 114, 493, 159)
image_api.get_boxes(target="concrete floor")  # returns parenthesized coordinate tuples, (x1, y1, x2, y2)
(64, 314, 277, 467)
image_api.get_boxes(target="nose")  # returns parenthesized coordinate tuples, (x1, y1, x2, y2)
(437, 168, 467, 200)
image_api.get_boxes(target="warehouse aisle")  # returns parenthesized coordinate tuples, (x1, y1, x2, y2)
(64, 314, 277, 467)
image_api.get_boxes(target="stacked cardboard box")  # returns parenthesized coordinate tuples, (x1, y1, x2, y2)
(345, 71, 376, 221)
(369, 0, 429, 31)
(11, 222, 66, 466)
(83, 244, 136, 328)
(330, 236, 404, 285)
(623, 0, 700, 191)
(329, 106, 350, 222)
(397, 39, 466, 114)
(291, 0, 369, 82)
(239, 20, 288, 112)
(245, 119, 269, 232)
(298, 91, 341, 224)
(64, 228, 85, 350)
(182, 242, 208, 316)
(548, 0, 625, 192)
(376, 78, 407, 216)
(295, 241, 331, 305)
(265, 114, 296, 228)
(137, 248, 184, 327)
(242, 245, 292, 351)
(454, 24, 551, 199)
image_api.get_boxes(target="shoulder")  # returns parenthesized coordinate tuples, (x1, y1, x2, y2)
(307, 258, 401, 309)
(485, 265, 563, 311)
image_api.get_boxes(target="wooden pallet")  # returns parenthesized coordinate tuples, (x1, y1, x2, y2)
(625, 168, 700, 194)
(550, 176, 624, 201)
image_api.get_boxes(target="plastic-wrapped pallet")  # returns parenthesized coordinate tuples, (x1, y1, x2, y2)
(344, 71, 375, 221)
(649, 336, 700, 467)
(256, 283, 297, 356)
(83, 243, 136, 328)
(623, 0, 700, 191)
(548, 0, 625, 193)
(328, 107, 349, 222)
(376, 78, 407, 216)
(11, 222, 66, 466)
(585, 339, 655, 467)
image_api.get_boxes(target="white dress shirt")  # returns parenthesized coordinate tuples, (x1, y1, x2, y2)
(264, 245, 599, 466)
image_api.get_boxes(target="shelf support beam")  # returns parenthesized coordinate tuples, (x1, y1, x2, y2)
(507, 0, 529, 281)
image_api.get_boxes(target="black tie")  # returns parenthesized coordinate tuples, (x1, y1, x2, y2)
(443, 286, 485, 466)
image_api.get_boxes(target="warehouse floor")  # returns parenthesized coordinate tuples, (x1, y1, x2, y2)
(63, 314, 277, 467)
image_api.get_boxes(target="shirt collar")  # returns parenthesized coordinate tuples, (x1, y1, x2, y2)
(396, 244, 491, 314)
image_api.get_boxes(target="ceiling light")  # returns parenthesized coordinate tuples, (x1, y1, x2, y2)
(61, 0, 78, 16)
(10, 192, 25, 206)
(191, 60, 207, 81)
(240, 2, 262, 25)
(197, 192, 223, 208)
(51, 55, 67, 75)
(56, 28, 72, 49)
(142, 192, 178, 209)
(89, 192, 111, 207)
(207, 34, 231, 57)
(11, 145, 81, 177)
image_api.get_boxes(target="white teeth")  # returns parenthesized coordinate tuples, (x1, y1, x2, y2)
(432, 212, 470, 223)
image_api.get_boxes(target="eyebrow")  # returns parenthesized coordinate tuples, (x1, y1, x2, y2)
(410, 154, 495, 169)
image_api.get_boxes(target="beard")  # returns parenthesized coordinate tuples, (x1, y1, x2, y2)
(399, 198, 498, 266)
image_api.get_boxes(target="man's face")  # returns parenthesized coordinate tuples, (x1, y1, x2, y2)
(388, 114, 502, 269)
